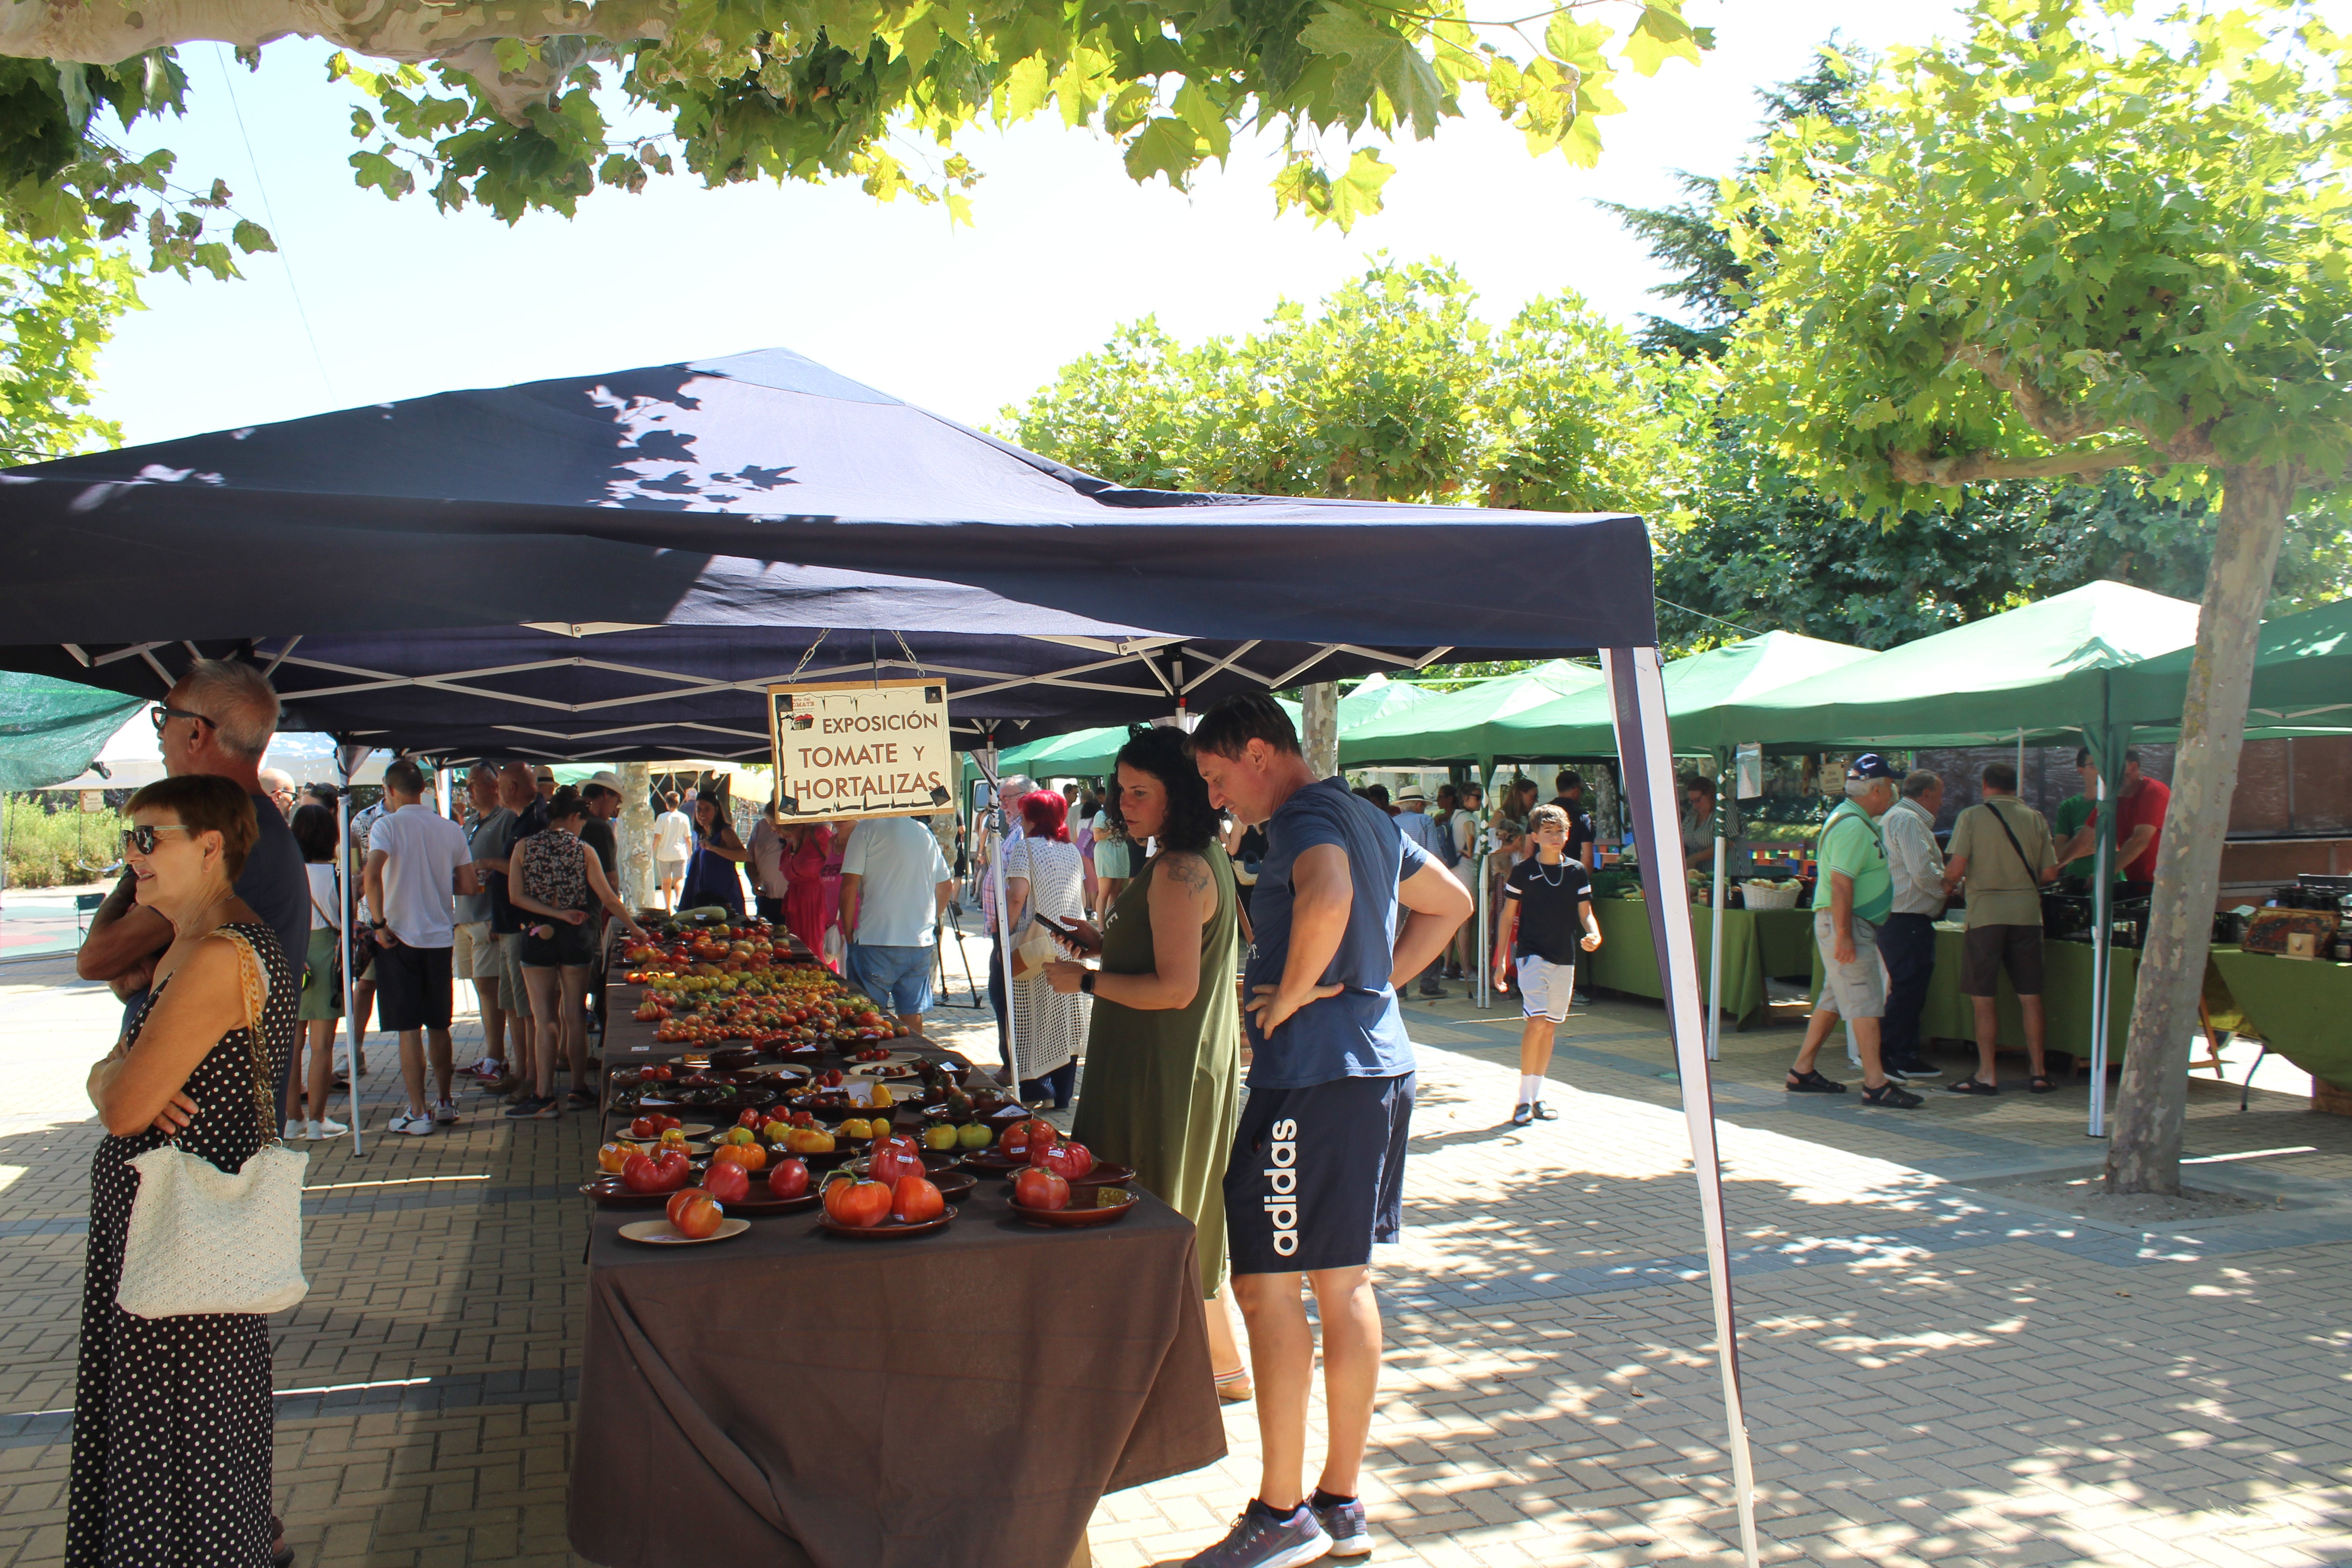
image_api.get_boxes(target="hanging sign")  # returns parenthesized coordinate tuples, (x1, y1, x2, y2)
(767, 678, 954, 823)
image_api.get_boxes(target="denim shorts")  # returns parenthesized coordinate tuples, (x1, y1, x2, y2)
(848, 942, 933, 1016)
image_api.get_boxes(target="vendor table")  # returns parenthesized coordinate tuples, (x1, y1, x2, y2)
(2207, 947, 2352, 1089)
(569, 1181, 1224, 1568)
(1588, 898, 1815, 1028)
(1808, 926, 2138, 1058)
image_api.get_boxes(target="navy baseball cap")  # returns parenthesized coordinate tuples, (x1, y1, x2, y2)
(1847, 753, 1901, 782)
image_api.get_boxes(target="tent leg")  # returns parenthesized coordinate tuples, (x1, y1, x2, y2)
(337, 764, 364, 1156)
(1603, 647, 1761, 1568)
(1707, 835, 1726, 1061)
(1475, 827, 1492, 1011)
(971, 747, 1021, 1090)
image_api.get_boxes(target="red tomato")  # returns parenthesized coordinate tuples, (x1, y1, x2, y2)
(629, 1116, 658, 1140)
(666, 1189, 725, 1238)
(647, 1066, 674, 1082)
(621, 1151, 666, 1194)
(768, 1158, 810, 1200)
(653, 1150, 693, 1192)
(703, 1160, 751, 1205)
(738, 1108, 763, 1128)
(823, 1176, 893, 1229)
(869, 1136, 926, 1187)
(1005, 1117, 1058, 1164)
(891, 1176, 944, 1225)
(1013, 1167, 1070, 1212)
(1042, 1142, 1095, 1181)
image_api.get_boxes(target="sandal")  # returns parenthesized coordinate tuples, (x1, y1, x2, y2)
(1946, 1078, 2000, 1096)
(564, 1089, 599, 1110)
(1861, 1082, 1924, 1108)
(1786, 1068, 1847, 1095)
(2029, 1075, 2058, 1094)
(1214, 1367, 1254, 1404)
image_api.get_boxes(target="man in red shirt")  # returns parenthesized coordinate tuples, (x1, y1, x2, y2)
(2055, 747, 2171, 894)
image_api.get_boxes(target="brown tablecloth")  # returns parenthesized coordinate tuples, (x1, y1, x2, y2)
(568, 1181, 1225, 1568)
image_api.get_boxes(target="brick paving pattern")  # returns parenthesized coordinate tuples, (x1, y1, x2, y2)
(5, 938, 2351, 1568)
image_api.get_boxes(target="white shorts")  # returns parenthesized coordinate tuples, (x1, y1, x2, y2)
(1515, 953, 1575, 1023)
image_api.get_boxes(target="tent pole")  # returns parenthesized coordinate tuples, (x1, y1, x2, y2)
(1603, 647, 1760, 1568)
(337, 752, 364, 1156)
(2087, 727, 2123, 1138)
(1707, 834, 1726, 1063)
(972, 743, 1021, 1092)
(1475, 823, 1492, 1011)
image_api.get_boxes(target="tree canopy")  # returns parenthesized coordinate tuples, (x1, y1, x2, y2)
(0, 0, 1712, 279)
(0, 229, 136, 461)
(1001, 255, 1706, 522)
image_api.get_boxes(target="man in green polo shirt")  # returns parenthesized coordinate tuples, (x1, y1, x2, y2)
(1784, 754, 1922, 1108)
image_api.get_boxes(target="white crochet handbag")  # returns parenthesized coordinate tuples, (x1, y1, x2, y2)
(116, 930, 310, 1319)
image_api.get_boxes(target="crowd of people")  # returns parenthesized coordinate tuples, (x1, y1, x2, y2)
(1786, 746, 2170, 1107)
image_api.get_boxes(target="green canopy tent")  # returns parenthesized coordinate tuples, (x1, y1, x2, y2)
(996, 672, 1440, 781)
(0, 672, 145, 792)
(1337, 659, 1605, 768)
(1487, 631, 1878, 759)
(2111, 596, 2352, 732)
(1479, 632, 1878, 1049)
(1710, 581, 2202, 749)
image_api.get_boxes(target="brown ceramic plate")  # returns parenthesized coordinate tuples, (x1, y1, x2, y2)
(618, 1217, 751, 1245)
(1011, 1188, 1139, 1228)
(815, 1204, 958, 1240)
(957, 1148, 1027, 1176)
(579, 1176, 674, 1208)
(1063, 1161, 1135, 1188)
(726, 1190, 822, 1215)
(845, 1161, 976, 1205)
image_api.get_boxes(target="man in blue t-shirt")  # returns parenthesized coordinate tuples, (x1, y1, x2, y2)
(1185, 695, 1472, 1568)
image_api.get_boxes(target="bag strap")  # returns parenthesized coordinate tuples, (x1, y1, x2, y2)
(1980, 800, 2037, 884)
(211, 927, 279, 1147)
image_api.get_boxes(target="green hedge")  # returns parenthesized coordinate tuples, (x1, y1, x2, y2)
(4, 794, 124, 888)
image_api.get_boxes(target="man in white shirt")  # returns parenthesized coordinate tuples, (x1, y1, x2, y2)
(1878, 769, 1947, 1080)
(652, 794, 693, 911)
(363, 759, 481, 1135)
(841, 813, 955, 1036)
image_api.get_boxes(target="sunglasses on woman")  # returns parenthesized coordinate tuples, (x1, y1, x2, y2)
(122, 823, 194, 855)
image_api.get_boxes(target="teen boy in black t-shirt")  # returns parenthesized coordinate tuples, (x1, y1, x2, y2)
(1492, 804, 1600, 1125)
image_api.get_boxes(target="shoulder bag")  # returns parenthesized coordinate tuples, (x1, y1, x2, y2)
(1978, 800, 2041, 887)
(116, 931, 311, 1319)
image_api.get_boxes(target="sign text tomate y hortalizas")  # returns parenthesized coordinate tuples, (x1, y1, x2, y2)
(766, 679, 955, 823)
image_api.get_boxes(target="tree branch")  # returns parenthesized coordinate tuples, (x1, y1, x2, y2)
(1889, 443, 2159, 486)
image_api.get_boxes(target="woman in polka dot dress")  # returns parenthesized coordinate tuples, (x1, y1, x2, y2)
(70, 776, 298, 1568)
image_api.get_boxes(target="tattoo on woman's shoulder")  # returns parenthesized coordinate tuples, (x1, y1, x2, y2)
(1162, 853, 1212, 894)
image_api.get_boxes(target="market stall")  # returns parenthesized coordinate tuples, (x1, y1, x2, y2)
(1806, 927, 2141, 1060)
(1588, 897, 1815, 1027)
(0, 345, 1764, 1568)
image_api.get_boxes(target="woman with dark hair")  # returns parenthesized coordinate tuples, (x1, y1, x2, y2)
(506, 788, 644, 1118)
(1046, 726, 1249, 1400)
(677, 790, 749, 918)
(1002, 789, 1089, 1107)
(286, 803, 348, 1142)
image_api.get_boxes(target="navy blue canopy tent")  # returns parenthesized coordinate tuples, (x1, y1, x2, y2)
(0, 349, 1651, 758)
(0, 345, 1760, 1565)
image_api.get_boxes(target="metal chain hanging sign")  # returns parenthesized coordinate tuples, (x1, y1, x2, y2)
(766, 677, 953, 822)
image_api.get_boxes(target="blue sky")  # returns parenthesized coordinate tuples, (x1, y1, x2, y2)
(89, 0, 1966, 445)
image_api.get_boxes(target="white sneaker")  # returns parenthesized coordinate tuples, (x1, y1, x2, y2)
(432, 1098, 461, 1125)
(307, 1117, 349, 1139)
(388, 1111, 434, 1136)
(284, 1118, 304, 1140)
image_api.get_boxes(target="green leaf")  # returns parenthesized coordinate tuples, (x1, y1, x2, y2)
(1122, 118, 1201, 189)
(1623, 4, 1704, 76)
(230, 218, 275, 253)
(1299, 10, 1446, 137)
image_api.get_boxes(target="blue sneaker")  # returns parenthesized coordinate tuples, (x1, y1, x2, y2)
(1183, 1502, 1332, 1567)
(1311, 1497, 1371, 1558)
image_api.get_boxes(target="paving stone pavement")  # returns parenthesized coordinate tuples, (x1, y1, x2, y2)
(5, 947, 2352, 1568)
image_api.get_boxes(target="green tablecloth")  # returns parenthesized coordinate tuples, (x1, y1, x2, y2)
(2208, 947, 2352, 1088)
(1808, 926, 2141, 1058)
(1588, 898, 1813, 1027)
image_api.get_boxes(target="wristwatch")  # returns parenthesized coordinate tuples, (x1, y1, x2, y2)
(1078, 971, 1097, 995)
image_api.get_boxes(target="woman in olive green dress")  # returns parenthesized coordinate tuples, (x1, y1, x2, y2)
(1046, 726, 1250, 1400)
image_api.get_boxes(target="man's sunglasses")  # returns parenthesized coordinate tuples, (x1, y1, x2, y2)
(122, 823, 194, 855)
(150, 705, 218, 734)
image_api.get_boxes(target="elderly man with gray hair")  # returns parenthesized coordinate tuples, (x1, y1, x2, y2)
(1782, 754, 1921, 1108)
(1877, 768, 1948, 1080)
(79, 660, 310, 1038)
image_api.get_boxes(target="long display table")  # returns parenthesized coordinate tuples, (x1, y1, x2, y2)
(1587, 898, 1816, 1028)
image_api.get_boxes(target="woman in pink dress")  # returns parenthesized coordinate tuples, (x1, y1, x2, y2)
(782, 822, 832, 964)
(818, 821, 852, 969)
